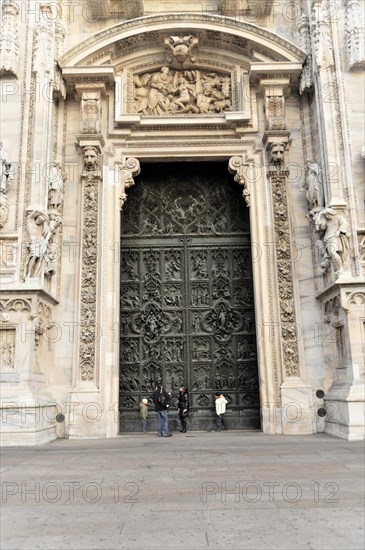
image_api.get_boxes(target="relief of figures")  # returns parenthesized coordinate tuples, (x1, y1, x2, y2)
(133, 68, 232, 115)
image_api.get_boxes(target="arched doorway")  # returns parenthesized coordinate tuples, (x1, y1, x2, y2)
(119, 162, 260, 431)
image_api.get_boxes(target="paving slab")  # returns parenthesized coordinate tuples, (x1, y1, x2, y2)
(0, 432, 364, 550)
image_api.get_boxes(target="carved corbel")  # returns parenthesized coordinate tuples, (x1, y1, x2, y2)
(228, 156, 250, 207)
(0, 0, 20, 78)
(118, 158, 141, 209)
(75, 83, 107, 135)
(259, 79, 291, 131)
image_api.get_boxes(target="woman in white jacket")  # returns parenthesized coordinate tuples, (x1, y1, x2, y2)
(214, 392, 228, 431)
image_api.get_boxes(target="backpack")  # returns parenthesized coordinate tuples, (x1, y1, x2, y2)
(158, 390, 169, 408)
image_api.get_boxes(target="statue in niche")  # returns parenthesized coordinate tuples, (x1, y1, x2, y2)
(24, 209, 61, 278)
(315, 208, 351, 273)
(0, 142, 13, 195)
(303, 161, 323, 211)
(24, 210, 52, 278)
(48, 162, 66, 211)
(133, 68, 231, 115)
(0, 142, 13, 228)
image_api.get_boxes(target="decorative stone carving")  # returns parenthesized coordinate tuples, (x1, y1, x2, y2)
(266, 143, 300, 377)
(164, 35, 199, 66)
(345, 0, 365, 69)
(24, 208, 61, 279)
(269, 142, 286, 169)
(48, 162, 66, 211)
(303, 160, 324, 211)
(311, 0, 334, 70)
(0, 142, 13, 228)
(298, 12, 313, 94)
(228, 156, 250, 207)
(79, 145, 102, 382)
(33, 16, 53, 76)
(132, 67, 231, 115)
(259, 79, 289, 131)
(24, 210, 52, 278)
(0, 0, 19, 78)
(314, 208, 351, 273)
(0, 328, 15, 371)
(119, 158, 141, 209)
(80, 92, 102, 134)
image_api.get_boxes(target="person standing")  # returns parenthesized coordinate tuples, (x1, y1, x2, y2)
(178, 385, 189, 433)
(139, 398, 149, 432)
(152, 383, 172, 437)
(214, 392, 228, 431)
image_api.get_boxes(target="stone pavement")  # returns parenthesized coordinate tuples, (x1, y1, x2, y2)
(0, 431, 364, 550)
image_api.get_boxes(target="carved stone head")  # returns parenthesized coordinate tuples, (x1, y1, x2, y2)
(83, 146, 99, 171)
(270, 143, 285, 164)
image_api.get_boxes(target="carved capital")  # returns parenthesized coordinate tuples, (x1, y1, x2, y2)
(228, 156, 250, 207)
(118, 158, 141, 209)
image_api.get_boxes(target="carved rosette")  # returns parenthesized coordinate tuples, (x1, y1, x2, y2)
(79, 146, 102, 382)
(267, 152, 300, 378)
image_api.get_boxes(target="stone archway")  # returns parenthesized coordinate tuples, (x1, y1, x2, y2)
(60, 14, 315, 440)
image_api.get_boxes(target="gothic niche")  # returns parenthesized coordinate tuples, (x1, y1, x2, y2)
(133, 67, 232, 115)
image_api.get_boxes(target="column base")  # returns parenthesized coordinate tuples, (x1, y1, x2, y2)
(280, 377, 316, 435)
(0, 399, 58, 446)
(324, 381, 365, 441)
(67, 387, 106, 439)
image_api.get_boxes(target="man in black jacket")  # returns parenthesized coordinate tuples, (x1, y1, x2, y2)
(152, 383, 173, 437)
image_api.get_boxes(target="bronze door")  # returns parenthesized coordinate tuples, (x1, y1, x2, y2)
(119, 163, 260, 431)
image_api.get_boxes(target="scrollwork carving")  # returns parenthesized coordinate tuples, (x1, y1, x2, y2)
(228, 156, 250, 207)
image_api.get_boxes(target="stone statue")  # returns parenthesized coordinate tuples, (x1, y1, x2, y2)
(48, 162, 65, 211)
(24, 210, 52, 278)
(0, 142, 13, 228)
(0, 142, 13, 195)
(303, 161, 323, 210)
(315, 208, 351, 272)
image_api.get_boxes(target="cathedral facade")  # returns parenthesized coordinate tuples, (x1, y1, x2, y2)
(0, 0, 364, 445)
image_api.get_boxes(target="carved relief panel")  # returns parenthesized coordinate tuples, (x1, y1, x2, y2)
(119, 163, 260, 431)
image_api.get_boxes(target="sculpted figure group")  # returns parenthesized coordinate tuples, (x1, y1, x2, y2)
(133, 67, 231, 115)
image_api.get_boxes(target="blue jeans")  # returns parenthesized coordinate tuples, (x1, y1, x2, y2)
(141, 419, 147, 432)
(156, 410, 169, 435)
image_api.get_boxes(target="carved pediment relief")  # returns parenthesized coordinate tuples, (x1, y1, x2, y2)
(132, 67, 232, 115)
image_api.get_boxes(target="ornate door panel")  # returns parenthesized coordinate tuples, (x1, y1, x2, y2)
(119, 163, 260, 431)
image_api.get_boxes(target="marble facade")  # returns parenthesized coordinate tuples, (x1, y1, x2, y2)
(0, 0, 364, 445)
